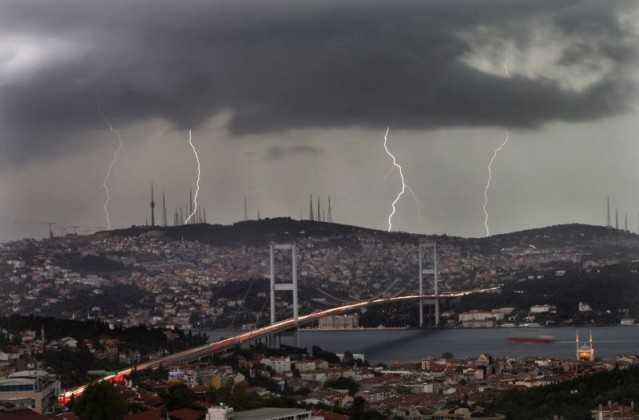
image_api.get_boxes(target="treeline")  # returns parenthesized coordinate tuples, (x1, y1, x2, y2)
(451, 262, 639, 321)
(0, 314, 207, 354)
(481, 365, 639, 419)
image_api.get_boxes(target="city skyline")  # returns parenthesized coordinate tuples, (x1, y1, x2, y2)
(1, 0, 638, 242)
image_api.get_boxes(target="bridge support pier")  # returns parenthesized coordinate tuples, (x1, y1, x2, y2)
(419, 241, 439, 327)
(270, 242, 300, 347)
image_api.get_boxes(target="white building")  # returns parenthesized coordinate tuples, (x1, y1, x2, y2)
(458, 310, 505, 322)
(234, 407, 311, 420)
(530, 305, 556, 314)
(458, 310, 504, 327)
(260, 357, 291, 374)
(578, 302, 592, 312)
(205, 405, 234, 420)
(0, 370, 60, 414)
(318, 314, 359, 329)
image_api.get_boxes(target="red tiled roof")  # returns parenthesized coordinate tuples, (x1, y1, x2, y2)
(0, 409, 51, 420)
(125, 408, 163, 420)
(313, 409, 349, 420)
(168, 408, 206, 420)
(54, 414, 78, 420)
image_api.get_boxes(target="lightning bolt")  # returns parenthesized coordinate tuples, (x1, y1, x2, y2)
(97, 104, 123, 230)
(483, 131, 509, 237)
(185, 129, 201, 224)
(383, 126, 420, 232)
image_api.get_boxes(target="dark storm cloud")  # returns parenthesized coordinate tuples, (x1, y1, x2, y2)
(0, 0, 636, 167)
(264, 144, 322, 161)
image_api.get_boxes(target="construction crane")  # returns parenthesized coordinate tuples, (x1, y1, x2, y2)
(14, 220, 56, 238)
(61, 225, 105, 236)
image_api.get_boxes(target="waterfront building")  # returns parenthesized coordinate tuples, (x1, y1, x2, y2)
(530, 304, 557, 314)
(318, 314, 359, 329)
(578, 302, 593, 312)
(458, 310, 504, 328)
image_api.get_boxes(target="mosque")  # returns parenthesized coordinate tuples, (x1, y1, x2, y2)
(576, 330, 595, 361)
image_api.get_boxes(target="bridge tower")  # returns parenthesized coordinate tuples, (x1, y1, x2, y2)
(418, 241, 439, 327)
(269, 242, 299, 347)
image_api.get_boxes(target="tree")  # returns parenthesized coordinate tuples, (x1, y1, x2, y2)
(324, 377, 359, 395)
(73, 381, 127, 420)
(342, 350, 355, 367)
(164, 383, 196, 411)
(442, 351, 454, 360)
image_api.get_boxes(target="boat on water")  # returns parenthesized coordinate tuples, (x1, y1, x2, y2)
(507, 335, 557, 344)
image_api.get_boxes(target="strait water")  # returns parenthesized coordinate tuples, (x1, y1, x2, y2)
(205, 326, 639, 364)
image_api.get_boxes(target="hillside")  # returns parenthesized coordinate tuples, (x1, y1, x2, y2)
(3, 218, 639, 328)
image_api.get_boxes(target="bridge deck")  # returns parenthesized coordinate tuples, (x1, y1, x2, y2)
(58, 288, 496, 403)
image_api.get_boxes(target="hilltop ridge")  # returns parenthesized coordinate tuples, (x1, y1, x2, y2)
(104, 218, 636, 250)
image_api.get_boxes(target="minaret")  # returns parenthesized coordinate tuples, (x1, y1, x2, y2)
(309, 194, 314, 221)
(244, 197, 248, 221)
(162, 192, 167, 227)
(616, 208, 619, 230)
(317, 197, 320, 222)
(327, 195, 333, 223)
(607, 197, 611, 227)
(150, 182, 156, 227)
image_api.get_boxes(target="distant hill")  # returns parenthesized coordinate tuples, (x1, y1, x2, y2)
(105, 218, 637, 251)
(466, 223, 637, 254)
(107, 217, 446, 247)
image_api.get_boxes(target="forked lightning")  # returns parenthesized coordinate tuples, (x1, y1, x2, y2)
(97, 104, 123, 230)
(483, 131, 509, 236)
(185, 130, 201, 224)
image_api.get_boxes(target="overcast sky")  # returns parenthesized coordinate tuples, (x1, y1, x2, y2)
(1, 0, 638, 242)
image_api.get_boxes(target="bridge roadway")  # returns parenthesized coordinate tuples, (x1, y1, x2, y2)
(58, 288, 497, 404)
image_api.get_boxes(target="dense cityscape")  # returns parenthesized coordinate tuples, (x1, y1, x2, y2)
(1, 220, 639, 419)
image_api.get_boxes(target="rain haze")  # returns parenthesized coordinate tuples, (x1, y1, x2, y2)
(1, 0, 638, 241)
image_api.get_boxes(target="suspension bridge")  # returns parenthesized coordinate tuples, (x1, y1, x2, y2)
(58, 241, 497, 405)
